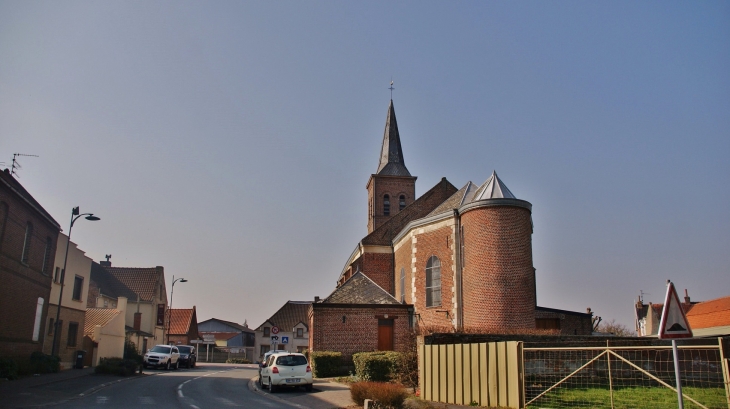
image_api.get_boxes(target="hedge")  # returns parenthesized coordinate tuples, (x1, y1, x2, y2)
(226, 358, 251, 364)
(94, 358, 139, 376)
(309, 351, 342, 378)
(352, 351, 401, 382)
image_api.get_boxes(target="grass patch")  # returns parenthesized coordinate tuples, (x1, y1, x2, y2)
(526, 386, 727, 409)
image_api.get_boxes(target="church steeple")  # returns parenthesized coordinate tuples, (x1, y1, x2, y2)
(376, 100, 411, 177)
(367, 99, 417, 233)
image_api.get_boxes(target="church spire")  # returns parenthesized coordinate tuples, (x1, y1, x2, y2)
(376, 100, 411, 176)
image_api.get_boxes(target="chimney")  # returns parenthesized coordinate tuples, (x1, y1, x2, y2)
(314, 296, 320, 303)
(586, 307, 592, 315)
(117, 296, 127, 314)
(684, 289, 690, 304)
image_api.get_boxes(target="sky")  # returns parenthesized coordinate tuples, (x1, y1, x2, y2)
(1, 1, 728, 331)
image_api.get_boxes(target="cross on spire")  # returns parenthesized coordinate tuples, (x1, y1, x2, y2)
(389, 79, 394, 99)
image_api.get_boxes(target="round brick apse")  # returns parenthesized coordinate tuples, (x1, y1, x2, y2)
(460, 203, 536, 331)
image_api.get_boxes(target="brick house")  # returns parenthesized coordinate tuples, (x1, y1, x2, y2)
(167, 307, 201, 345)
(43, 233, 93, 368)
(0, 168, 61, 360)
(309, 100, 592, 359)
(255, 301, 311, 360)
(87, 261, 168, 353)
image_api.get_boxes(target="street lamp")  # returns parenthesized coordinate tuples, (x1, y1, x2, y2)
(166, 275, 187, 344)
(51, 206, 100, 357)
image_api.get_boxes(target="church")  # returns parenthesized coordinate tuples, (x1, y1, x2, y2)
(308, 100, 592, 361)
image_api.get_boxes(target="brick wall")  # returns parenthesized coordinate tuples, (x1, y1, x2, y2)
(361, 252, 395, 295)
(310, 305, 411, 362)
(42, 305, 86, 365)
(0, 174, 60, 359)
(461, 205, 536, 331)
(410, 223, 457, 331)
(367, 175, 416, 233)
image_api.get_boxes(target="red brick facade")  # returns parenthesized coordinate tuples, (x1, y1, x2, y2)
(367, 175, 416, 233)
(535, 307, 593, 335)
(0, 170, 60, 359)
(309, 304, 411, 362)
(461, 204, 536, 331)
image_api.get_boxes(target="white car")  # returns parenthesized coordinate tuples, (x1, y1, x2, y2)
(259, 352, 313, 392)
(143, 345, 180, 370)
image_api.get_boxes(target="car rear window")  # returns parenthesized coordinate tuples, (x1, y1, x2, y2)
(150, 346, 171, 353)
(178, 346, 192, 353)
(275, 355, 308, 366)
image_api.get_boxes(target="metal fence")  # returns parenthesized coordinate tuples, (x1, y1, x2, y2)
(417, 337, 730, 409)
(524, 339, 729, 409)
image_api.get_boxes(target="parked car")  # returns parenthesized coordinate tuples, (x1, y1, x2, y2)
(177, 345, 196, 368)
(258, 349, 287, 377)
(259, 352, 313, 392)
(143, 345, 180, 370)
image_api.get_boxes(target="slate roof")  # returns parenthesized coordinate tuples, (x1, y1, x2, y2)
(324, 271, 400, 305)
(103, 266, 164, 302)
(361, 177, 458, 246)
(169, 308, 195, 335)
(90, 262, 138, 300)
(0, 168, 60, 229)
(428, 182, 478, 216)
(256, 301, 311, 332)
(199, 318, 250, 332)
(375, 100, 411, 177)
(84, 308, 121, 336)
(686, 296, 730, 330)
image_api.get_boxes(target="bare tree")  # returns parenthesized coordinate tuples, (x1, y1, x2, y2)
(597, 319, 635, 337)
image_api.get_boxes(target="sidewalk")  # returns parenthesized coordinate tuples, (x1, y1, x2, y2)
(0, 367, 138, 408)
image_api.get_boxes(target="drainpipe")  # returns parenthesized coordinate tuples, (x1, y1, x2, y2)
(453, 209, 464, 331)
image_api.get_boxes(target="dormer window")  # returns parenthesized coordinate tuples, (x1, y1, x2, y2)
(399, 195, 406, 211)
(383, 195, 390, 216)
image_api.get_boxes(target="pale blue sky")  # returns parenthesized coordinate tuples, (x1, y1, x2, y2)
(1, 1, 728, 330)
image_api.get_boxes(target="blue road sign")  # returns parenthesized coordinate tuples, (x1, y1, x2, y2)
(281, 336, 289, 344)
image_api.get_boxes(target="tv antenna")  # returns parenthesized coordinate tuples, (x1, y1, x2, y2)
(11, 153, 39, 178)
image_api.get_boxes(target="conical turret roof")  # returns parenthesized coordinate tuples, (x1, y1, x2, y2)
(376, 100, 411, 176)
(473, 171, 516, 200)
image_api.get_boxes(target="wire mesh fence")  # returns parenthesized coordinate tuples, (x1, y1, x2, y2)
(524, 343, 729, 409)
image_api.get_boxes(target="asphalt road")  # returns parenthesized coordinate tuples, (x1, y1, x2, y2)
(52, 364, 303, 409)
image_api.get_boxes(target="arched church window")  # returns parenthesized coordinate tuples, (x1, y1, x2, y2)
(399, 195, 406, 211)
(426, 256, 441, 307)
(383, 195, 390, 216)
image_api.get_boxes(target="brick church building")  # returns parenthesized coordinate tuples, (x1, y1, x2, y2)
(308, 100, 592, 361)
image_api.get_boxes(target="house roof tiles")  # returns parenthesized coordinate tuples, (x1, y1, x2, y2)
(169, 308, 195, 335)
(84, 308, 121, 336)
(324, 271, 400, 305)
(256, 301, 311, 332)
(102, 266, 164, 302)
(686, 296, 730, 330)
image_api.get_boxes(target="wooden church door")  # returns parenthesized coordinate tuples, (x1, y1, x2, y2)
(377, 319, 394, 351)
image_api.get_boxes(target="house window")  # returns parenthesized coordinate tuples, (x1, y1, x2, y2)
(263, 327, 270, 337)
(536, 318, 560, 330)
(296, 328, 303, 338)
(260, 345, 270, 356)
(72, 276, 84, 301)
(22, 222, 33, 264)
(42, 237, 52, 275)
(67, 322, 79, 347)
(383, 195, 390, 216)
(426, 256, 441, 307)
(54, 267, 61, 283)
(400, 268, 405, 303)
(399, 195, 406, 210)
(48, 318, 55, 335)
(32, 297, 44, 341)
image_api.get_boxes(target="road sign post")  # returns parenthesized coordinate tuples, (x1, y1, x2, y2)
(658, 280, 694, 409)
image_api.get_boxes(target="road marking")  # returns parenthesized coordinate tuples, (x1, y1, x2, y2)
(178, 390, 184, 398)
(190, 406, 200, 409)
(96, 396, 109, 404)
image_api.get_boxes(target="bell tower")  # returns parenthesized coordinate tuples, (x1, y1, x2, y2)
(367, 100, 417, 233)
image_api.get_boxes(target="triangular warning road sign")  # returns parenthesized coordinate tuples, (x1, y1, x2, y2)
(658, 281, 693, 339)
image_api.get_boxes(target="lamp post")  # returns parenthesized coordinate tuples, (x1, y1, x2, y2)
(166, 275, 187, 344)
(51, 206, 100, 357)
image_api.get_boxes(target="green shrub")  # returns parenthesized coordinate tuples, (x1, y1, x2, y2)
(352, 351, 401, 382)
(226, 358, 251, 364)
(123, 340, 143, 364)
(350, 381, 408, 409)
(309, 351, 342, 378)
(29, 352, 60, 374)
(94, 358, 139, 376)
(0, 357, 19, 380)
(391, 350, 418, 388)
